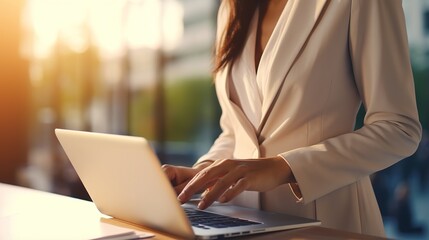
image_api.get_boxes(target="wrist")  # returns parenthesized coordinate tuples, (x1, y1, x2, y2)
(272, 155, 296, 184)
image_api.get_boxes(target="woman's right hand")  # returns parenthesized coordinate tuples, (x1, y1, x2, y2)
(162, 162, 212, 195)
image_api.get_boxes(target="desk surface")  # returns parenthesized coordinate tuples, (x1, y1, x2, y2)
(0, 183, 386, 240)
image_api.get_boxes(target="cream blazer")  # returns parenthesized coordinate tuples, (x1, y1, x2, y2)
(196, 0, 422, 237)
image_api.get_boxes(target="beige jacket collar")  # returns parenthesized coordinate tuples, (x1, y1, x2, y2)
(219, 0, 330, 147)
(258, 0, 330, 136)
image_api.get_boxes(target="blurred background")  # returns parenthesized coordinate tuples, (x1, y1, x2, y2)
(0, 0, 427, 239)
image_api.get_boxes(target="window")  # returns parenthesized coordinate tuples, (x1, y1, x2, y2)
(20, 0, 220, 196)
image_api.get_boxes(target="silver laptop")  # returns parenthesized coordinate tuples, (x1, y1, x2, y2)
(55, 128, 320, 239)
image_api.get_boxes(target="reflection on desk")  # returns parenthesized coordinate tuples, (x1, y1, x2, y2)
(0, 183, 154, 240)
(0, 183, 387, 240)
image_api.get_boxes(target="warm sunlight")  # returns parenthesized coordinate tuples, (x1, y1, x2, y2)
(23, 0, 88, 58)
(23, 0, 183, 59)
(123, 0, 184, 51)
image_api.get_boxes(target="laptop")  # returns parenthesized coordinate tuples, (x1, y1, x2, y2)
(55, 128, 320, 239)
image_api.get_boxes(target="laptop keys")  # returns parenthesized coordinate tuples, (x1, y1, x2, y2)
(185, 208, 262, 229)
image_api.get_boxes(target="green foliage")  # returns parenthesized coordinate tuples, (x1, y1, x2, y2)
(165, 77, 219, 142)
(129, 77, 220, 143)
(130, 87, 157, 140)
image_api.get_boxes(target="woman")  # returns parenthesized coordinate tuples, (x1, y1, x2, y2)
(163, 0, 422, 237)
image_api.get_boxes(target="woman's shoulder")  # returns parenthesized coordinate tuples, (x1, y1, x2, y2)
(215, 0, 230, 44)
(217, 0, 229, 22)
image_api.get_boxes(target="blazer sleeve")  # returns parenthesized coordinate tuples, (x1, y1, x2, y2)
(281, 0, 422, 204)
(195, 0, 235, 166)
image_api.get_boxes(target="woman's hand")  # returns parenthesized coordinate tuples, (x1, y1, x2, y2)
(162, 162, 212, 195)
(178, 156, 295, 209)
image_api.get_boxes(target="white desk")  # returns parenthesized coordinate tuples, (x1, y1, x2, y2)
(0, 183, 387, 239)
(0, 183, 162, 239)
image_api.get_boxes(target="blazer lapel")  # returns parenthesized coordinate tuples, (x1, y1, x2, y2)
(218, 66, 260, 148)
(257, 0, 330, 136)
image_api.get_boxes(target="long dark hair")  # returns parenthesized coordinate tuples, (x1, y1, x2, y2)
(213, 0, 259, 73)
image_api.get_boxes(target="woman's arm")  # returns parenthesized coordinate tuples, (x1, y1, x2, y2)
(282, 0, 422, 204)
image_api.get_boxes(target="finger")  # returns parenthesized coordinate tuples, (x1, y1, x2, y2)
(161, 164, 175, 181)
(174, 177, 217, 196)
(178, 164, 228, 203)
(218, 177, 250, 203)
(178, 177, 217, 204)
(174, 181, 188, 195)
(197, 178, 236, 209)
(198, 164, 248, 209)
(179, 170, 212, 202)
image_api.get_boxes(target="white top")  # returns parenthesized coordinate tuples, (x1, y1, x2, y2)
(229, 2, 293, 131)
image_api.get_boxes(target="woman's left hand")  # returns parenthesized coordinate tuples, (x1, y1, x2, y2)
(178, 156, 295, 210)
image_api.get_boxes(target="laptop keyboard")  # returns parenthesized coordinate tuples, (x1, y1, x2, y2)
(184, 208, 262, 229)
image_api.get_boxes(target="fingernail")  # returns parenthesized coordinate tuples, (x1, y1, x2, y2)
(198, 200, 206, 209)
(219, 196, 226, 203)
(178, 193, 185, 202)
